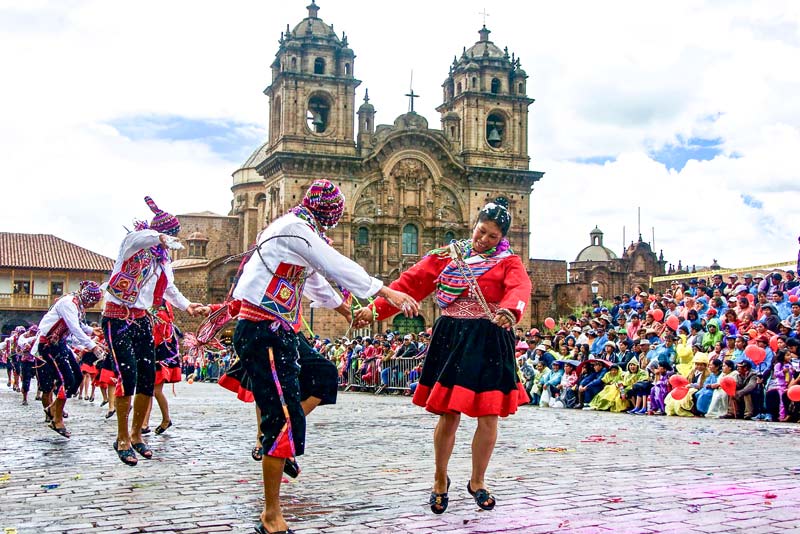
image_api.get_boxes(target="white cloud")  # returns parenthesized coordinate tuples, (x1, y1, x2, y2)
(0, 0, 799, 273)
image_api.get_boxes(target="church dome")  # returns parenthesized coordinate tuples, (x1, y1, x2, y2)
(186, 231, 209, 242)
(454, 26, 512, 70)
(290, 1, 340, 43)
(575, 226, 618, 262)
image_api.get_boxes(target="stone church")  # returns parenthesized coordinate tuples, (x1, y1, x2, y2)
(172, 1, 544, 338)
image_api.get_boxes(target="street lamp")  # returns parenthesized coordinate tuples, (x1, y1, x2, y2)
(591, 280, 599, 304)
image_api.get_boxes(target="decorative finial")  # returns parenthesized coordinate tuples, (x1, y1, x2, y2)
(307, 0, 319, 18)
(405, 71, 419, 113)
(364, 89, 370, 103)
(479, 8, 490, 27)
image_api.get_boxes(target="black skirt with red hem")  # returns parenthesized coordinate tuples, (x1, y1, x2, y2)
(412, 315, 529, 418)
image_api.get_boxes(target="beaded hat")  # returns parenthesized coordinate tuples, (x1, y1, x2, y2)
(302, 179, 344, 229)
(145, 196, 181, 236)
(79, 280, 102, 306)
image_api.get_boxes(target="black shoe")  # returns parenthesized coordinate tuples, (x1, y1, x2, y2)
(467, 481, 496, 511)
(283, 457, 301, 479)
(140, 427, 152, 435)
(154, 421, 172, 435)
(429, 476, 451, 514)
(100, 400, 108, 407)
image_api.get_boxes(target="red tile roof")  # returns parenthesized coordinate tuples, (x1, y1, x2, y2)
(0, 233, 113, 272)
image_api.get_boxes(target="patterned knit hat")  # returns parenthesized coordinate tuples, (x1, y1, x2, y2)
(145, 196, 181, 236)
(13, 326, 25, 334)
(302, 179, 344, 229)
(79, 280, 102, 306)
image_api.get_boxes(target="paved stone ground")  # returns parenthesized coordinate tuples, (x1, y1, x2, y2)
(2, 381, 800, 534)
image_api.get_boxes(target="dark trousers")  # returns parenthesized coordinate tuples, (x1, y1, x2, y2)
(102, 316, 155, 397)
(38, 342, 81, 397)
(20, 360, 35, 394)
(233, 320, 305, 459)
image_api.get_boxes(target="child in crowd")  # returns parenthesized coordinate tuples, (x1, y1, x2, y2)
(648, 362, 672, 415)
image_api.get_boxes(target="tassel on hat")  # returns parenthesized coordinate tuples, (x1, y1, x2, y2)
(144, 196, 181, 236)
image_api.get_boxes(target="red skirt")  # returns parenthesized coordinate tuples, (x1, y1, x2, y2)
(80, 363, 98, 376)
(94, 368, 117, 388)
(218, 372, 255, 403)
(156, 366, 182, 385)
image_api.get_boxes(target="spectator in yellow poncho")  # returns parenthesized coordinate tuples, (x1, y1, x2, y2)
(588, 364, 627, 412)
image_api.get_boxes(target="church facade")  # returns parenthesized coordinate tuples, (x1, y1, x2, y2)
(172, 1, 544, 338)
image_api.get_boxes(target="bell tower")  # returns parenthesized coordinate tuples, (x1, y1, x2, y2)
(437, 25, 533, 170)
(264, 0, 360, 156)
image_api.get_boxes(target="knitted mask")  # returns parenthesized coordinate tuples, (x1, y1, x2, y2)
(145, 196, 181, 236)
(301, 179, 344, 229)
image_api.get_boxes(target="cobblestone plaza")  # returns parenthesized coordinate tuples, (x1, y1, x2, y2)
(2, 382, 800, 534)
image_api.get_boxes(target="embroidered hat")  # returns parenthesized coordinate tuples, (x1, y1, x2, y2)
(79, 280, 102, 305)
(302, 179, 344, 229)
(145, 196, 181, 236)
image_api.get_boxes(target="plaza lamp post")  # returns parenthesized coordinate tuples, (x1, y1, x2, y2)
(591, 280, 599, 306)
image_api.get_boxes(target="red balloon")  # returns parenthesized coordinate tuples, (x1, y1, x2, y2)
(669, 374, 689, 388)
(748, 329, 758, 339)
(719, 376, 736, 396)
(544, 317, 556, 329)
(666, 315, 680, 331)
(790, 295, 799, 304)
(746, 294, 754, 304)
(652, 309, 664, 323)
(788, 385, 800, 402)
(671, 386, 689, 401)
(769, 336, 779, 353)
(744, 344, 766, 365)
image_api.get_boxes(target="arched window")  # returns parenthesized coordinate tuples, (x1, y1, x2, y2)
(491, 78, 501, 94)
(471, 77, 477, 89)
(518, 82, 524, 94)
(402, 224, 418, 255)
(444, 231, 455, 244)
(344, 62, 350, 75)
(486, 112, 506, 148)
(291, 57, 297, 70)
(456, 82, 462, 94)
(314, 57, 325, 74)
(357, 227, 369, 246)
(306, 93, 331, 133)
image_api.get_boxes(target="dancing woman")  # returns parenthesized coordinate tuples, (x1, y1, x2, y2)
(230, 179, 418, 534)
(357, 198, 531, 514)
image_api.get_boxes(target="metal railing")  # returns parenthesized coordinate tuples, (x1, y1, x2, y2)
(340, 356, 421, 395)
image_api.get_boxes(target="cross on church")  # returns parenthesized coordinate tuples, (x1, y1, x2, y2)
(405, 71, 419, 113)
(479, 8, 490, 26)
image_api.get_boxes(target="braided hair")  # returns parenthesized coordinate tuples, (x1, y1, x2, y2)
(477, 196, 512, 236)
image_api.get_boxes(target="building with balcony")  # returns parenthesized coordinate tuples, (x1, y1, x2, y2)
(0, 232, 113, 335)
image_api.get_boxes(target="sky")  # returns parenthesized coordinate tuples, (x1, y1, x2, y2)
(2, 0, 799, 270)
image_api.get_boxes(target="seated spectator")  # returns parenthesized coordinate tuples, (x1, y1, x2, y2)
(722, 360, 758, 419)
(665, 352, 709, 417)
(763, 340, 795, 421)
(576, 359, 609, 408)
(540, 360, 564, 407)
(559, 360, 580, 408)
(589, 364, 627, 412)
(531, 360, 551, 406)
(695, 358, 722, 415)
(648, 362, 672, 415)
(623, 359, 650, 414)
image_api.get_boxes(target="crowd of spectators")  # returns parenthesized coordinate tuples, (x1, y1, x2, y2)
(516, 270, 800, 421)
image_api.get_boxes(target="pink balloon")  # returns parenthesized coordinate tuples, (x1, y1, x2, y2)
(666, 315, 680, 331)
(671, 386, 689, 401)
(744, 344, 766, 365)
(669, 375, 689, 388)
(652, 309, 664, 323)
(788, 385, 800, 402)
(544, 317, 556, 329)
(719, 376, 736, 396)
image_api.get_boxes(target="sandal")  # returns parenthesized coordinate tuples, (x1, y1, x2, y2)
(141, 427, 152, 435)
(113, 441, 138, 466)
(254, 524, 294, 534)
(155, 421, 172, 435)
(467, 481, 496, 511)
(43, 408, 53, 423)
(251, 446, 263, 462)
(283, 457, 301, 479)
(89, 397, 95, 402)
(429, 476, 451, 514)
(100, 400, 108, 407)
(105, 410, 116, 419)
(48, 422, 71, 439)
(132, 442, 153, 459)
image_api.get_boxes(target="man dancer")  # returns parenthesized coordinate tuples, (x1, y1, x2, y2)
(33, 281, 105, 437)
(102, 196, 206, 466)
(16, 325, 39, 406)
(231, 179, 418, 534)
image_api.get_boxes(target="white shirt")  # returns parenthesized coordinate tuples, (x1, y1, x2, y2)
(104, 229, 190, 311)
(233, 212, 383, 310)
(34, 294, 96, 354)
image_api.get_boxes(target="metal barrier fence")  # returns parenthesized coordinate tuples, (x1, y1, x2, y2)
(341, 357, 421, 394)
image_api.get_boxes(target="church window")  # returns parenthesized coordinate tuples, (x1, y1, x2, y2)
(344, 62, 350, 75)
(402, 224, 418, 255)
(518, 82, 524, 94)
(357, 227, 369, 246)
(444, 231, 455, 244)
(486, 112, 506, 148)
(491, 78, 501, 94)
(306, 94, 331, 133)
(456, 82, 462, 94)
(188, 242, 207, 258)
(471, 77, 477, 89)
(314, 57, 325, 74)
(449, 126, 455, 138)
(291, 57, 297, 70)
